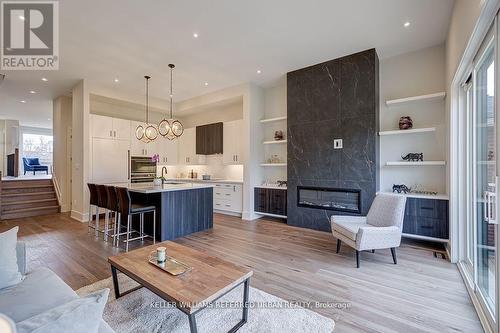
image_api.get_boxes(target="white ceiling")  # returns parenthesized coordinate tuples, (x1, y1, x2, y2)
(0, 0, 455, 128)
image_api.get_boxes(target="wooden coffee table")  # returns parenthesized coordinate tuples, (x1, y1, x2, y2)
(108, 241, 253, 333)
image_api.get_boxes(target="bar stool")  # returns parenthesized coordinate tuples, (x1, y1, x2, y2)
(87, 183, 99, 236)
(104, 185, 120, 244)
(96, 185, 109, 240)
(116, 187, 156, 252)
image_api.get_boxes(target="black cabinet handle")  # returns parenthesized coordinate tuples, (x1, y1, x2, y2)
(420, 225, 434, 229)
(421, 207, 434, 210)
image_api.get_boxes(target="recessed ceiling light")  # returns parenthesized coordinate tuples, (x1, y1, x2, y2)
(18, 15, 25, 21)
(193, 33, 199, 38)
(404, 21, 411, 28)
(114, 78, 119, 83)
(29, 90, 36, 94)
(204, 82, 209, 86)
(41, 77, 48, 82)
(257, 70, 262, 74)
(20, 100, 26, 103)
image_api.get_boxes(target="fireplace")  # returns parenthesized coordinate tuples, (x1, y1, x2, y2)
(297, 186, 361, 214)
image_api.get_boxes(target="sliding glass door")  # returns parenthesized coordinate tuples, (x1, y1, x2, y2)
(474, 34, 496, 314)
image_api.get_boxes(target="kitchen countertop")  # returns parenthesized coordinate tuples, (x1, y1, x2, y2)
(109, 182, 214, 194)
(167, 178, 244, 185)
(254, 185, 287, 190)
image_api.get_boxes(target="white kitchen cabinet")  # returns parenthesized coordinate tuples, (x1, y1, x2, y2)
(91, 114, 130, 141)
(91, 138, 130, 183)
(156, 139, 178, 165)
(213, 183, 243, 214)
(177, 128, 206, 165)
(129, 121, 153, 157)
(223, 120, 243, 164)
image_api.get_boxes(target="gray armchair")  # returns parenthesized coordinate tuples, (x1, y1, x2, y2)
(331, 193, 407, 268)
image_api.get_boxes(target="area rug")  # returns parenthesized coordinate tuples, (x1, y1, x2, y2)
(77, 274, 335, 333)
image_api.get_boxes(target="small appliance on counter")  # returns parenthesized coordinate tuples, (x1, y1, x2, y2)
(202, 174, 211, 180)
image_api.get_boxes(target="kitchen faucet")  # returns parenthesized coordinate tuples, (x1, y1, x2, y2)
(161, 166, 168, 184)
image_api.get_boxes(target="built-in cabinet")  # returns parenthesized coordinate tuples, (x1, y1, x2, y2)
(196, 122, 223, 155)
(254, 187, 287, 218)
(91, 114, 130, 141)
(177, 128, 206, 165)
(129, 121, 150, 157)
(402, 197, 449, 241)
(213, 183, 242, 214)
(223, 120, 243, 164)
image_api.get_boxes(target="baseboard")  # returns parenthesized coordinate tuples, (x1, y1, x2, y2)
(70, 210, 88, 223)
(214, 210, 242, 217)
(457, 261, 495, 333)
(241, 211, 261, 221)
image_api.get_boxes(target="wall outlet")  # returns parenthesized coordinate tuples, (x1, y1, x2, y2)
(334, 139, 343, 149)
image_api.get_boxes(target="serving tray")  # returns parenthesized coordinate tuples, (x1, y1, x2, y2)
(148, 251, 192, 276)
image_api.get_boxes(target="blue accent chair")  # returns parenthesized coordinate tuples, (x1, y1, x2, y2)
(22, 157, 49, 175)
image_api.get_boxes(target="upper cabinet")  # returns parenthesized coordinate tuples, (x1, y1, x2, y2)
(223, 120, 243, 164)
(154, 139, 179, 165)
(196, 122, 223, 155)
(129, 121, 150, 156)
(91, 114, 130, 141)
(178, 128, 206, 165)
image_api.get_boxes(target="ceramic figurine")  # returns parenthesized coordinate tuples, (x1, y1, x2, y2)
(399, 116, 413, 130)
(401, 152, 423, 162)
(274, 130, 284, 140)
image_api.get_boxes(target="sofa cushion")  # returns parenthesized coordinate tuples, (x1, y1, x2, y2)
(0, 227, 24, 290)
(26, 158, 40, 166)
(331, 217, 368, 241)
(16, 289, 109, 333)
(0, 268, 77, 322)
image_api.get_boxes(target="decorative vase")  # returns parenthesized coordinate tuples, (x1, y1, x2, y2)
(399, 116, 413, 130)
(153, 178, 162, 186)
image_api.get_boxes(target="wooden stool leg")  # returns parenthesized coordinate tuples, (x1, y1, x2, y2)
(126, 215, 131, 252)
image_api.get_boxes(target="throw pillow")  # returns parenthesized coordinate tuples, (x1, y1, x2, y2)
(16, 288, 110, 333)
(0, 227, 23, 289)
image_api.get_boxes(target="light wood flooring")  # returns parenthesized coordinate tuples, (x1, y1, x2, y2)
(0, 213, 482, 333)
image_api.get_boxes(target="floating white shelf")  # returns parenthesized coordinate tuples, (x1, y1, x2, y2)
(260, 116, 287, 123)
(260, 163, 287, 167)
(386, 92, 446, 106)
(379, 127, 436, 136)
(386, 161, 446, 166)
(379, 191, 449, 200)
(263, 139, 287, 145)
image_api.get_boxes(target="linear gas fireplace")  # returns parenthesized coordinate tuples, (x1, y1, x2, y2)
(297, 186, 361, 214)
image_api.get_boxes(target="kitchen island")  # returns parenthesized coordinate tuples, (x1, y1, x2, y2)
(117, 182, 214, 241)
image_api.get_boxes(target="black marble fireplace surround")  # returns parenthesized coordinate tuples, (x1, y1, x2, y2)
(287, 49, 380, 232)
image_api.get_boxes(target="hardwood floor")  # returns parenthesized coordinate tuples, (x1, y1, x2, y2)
(0, 213, 482, 333)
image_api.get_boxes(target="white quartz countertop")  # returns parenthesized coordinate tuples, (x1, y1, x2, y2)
(167, 178, 244, 184)
(108, 182, 214, 194)
(254, 185, 287, 190)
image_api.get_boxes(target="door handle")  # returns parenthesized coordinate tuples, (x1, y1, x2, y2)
(110, 130, 113, 137)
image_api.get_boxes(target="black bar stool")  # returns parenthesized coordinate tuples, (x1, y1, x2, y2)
(104, 185, 120, 244)
(96, 185, 109, 240)
(116, 187, 156, 252)
(87, 183, 99, 236)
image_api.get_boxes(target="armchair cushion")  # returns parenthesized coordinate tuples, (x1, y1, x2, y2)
(356, 226, 402, 251)
(26, 158, 40, 166)
(331, 216, 368, 241)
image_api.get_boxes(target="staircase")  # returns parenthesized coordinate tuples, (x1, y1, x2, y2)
(0, 178, 61, 219)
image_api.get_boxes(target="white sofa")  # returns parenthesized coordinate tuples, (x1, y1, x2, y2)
(0, 242, 114, 333)
(331, 193, 407, 268)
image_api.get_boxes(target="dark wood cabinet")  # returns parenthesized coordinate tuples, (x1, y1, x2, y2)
(254, 187, 287, 217)
(402, 197, 449, 240)
(196, 122, 223, 155)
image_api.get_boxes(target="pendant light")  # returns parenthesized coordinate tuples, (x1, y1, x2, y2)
(135, 75, 158, 142)
(158, 64, 184, 140)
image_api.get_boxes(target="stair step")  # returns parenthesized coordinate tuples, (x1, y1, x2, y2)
(1, 191, 56, 202)
(0, 205, 60, 219)
(2, 198, 59, 211)
(2, 185, 55, 194)
(2, 179, 53, 188)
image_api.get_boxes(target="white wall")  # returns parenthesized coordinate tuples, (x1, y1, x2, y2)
(53, 96, 72, 212)
(71, 80, 91, 222)
(379, 44, 447, 194)
(180, 102, 243, 129)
